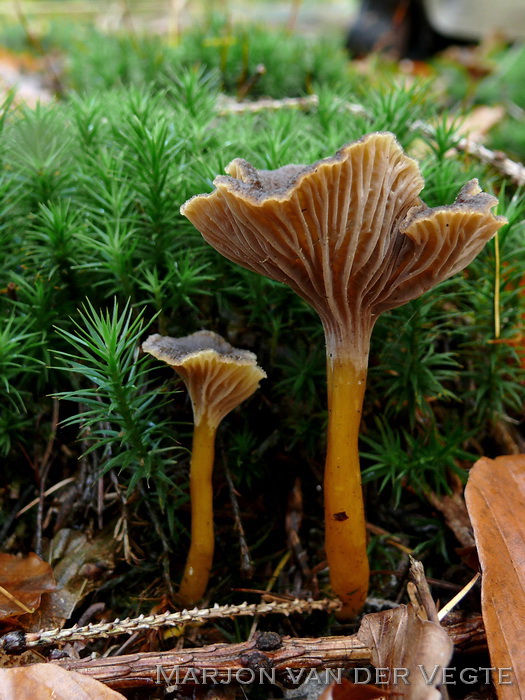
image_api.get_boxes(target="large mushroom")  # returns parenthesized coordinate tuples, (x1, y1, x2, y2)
(142, 330, 266, 605)
(180, 132, 506, 618)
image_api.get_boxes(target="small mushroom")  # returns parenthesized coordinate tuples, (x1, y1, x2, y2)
(181, 132, 506, 618)
(142, 330, 266, 605)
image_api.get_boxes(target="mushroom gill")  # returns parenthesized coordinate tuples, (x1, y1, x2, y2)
(181, 132, 506, 618)
(143, 330, 266, 605)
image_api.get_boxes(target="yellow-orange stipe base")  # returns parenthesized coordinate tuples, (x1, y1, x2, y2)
(325, 354, 368, 619)
(179, 419, 217, 606)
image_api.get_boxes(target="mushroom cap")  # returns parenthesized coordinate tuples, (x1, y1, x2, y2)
(142, 330, 266, 428)
(181, 132, 506, 348)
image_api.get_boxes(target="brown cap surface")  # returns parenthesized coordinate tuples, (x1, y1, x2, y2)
(142, 330, 266, 428)
(181, 133, 506, 351)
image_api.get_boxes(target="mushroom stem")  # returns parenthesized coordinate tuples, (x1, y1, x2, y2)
(324, 334, 370, 619)
(179, 418, 217, 605)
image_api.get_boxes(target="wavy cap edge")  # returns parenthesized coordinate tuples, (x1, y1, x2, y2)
(400, 179, 507, 237)
(180, 132, 420, 213)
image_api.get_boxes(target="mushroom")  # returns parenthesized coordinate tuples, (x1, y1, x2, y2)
(142, 330, 266, 605)
(180, 132, 506, 618)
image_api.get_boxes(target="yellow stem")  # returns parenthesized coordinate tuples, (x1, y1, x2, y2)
(179, 418, 217, 606)
(324, 353, 369, 619)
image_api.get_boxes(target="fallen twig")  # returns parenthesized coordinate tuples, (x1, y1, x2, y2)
(47, 615, 487, 691)
(35, 399, 60, 556)
(0, 598, 341, 652)
(218, 95, 525, 188)
(414, 118, 525, 186)
(457, 138, 525, 187)
(53, 633, 372, 690)
(438, 573, 481, 622)
(224, 463, 253, 579)
(216, 94, 320, 115)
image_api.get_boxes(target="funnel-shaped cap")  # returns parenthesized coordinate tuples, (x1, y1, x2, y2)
(181, 133, 506, 352)
(143, 331, 266, 429)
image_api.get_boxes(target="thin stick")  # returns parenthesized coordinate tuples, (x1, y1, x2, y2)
(249, 550, 292, 639)
(217, 94, 319, 115)
(54, 632, 372, 690)
(16, 478, 76, 517)
(0, 598, 341, 652)
(139, 483, 175, 598)
(266, 550, 292, 593)
(408, 557, 439, 623)
(223, 463, 253, 579)
(457, 138, 525, 187)
(438, 572, 481, 622)
(366, 522, 413, 555)
(216, 94, 525, 187)
(286, 478, 311, 578)
(46, 615, 487, 691)
(0, 585, 34, 614)
(35, 399, 59, 556)
(286, 0, 303, 32)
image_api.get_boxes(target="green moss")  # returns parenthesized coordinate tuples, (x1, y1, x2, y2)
(1, 22, 523, 609)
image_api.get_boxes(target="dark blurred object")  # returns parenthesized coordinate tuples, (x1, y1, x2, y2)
(346, 0, 470, 59)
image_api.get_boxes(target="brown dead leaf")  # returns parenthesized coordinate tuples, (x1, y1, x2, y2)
(455, 545, 480, 573)
(0, 664, 125, 699)
(357, 604, 453, 699)
(464, 454, 525, 699)
(18, 528, 115, 634)
(319, 678, 387, 699)
(426, 479, 475, 549)
(0, 554, 56, 620)
(455, 105, 506, 143)
(439, 46, 494, 80)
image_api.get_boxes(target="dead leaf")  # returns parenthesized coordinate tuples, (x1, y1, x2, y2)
(357, 604, 454, 699)
(455, 105, 506, 143)
(455, 545, 480, 573)
(18, 529, 115, 634)
(465, 454, 525, 699)
(439, 46, 494, 80)
(0, 664, 125, 699)
(426, 480, 475, 548)
(0, 554, 56, 620)
(0, 47, 53, 107)
(0, 649, 44, 669)
(319, 678, 387, 699)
